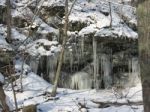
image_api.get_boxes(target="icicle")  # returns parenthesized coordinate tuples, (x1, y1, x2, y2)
(69, 51, 73, 73)
(100, 55, 103, 88)
(101, 54, 112, 89)
(96, 57, 99, 79)
(93, 36, 99, 89)
(70, 72, 92, 90)
(29, 56, 39, 74)
(81, 37, 85, 57)
(131, 57, 140, 85)
(128, 58, 131, 75)
(47, 55, 58, 84)
(46, 56, 50, 78)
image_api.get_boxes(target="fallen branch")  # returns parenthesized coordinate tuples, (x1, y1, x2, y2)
(91, 100, 143, 108)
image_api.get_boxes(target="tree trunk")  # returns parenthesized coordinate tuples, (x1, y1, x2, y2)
(0, 86, 10, 112)
(51, 0, 69, 97)
(6, 0, 12, 43)
(137, 0, 150, 112)
(109, 2, 112, 28)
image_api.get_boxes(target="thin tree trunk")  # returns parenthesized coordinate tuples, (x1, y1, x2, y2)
(137, 0, 150, 112)
(0, 86, 10, 112)
(109, 2, 112, 28)
(8, 64, 18, 112)
(51, 0, 69, 97)
(6, 0, 12, 43)
(10, 79, 18, 112)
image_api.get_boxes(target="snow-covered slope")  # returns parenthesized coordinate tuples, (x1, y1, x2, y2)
(5, 69, 142, 112)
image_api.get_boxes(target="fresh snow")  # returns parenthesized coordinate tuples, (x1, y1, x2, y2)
(19, 39, 61, 56)
(72, 0, 137, 39)
(4, 60, 143, 112)
(5, 69, 143, 112)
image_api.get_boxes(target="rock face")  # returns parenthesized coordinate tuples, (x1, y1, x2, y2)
(0, 0, 140, 90)
(22, 105, 36, 112)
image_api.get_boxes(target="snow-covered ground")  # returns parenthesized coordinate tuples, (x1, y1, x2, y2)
(4, 61, 143, 112)
(4, 71, 143, 112)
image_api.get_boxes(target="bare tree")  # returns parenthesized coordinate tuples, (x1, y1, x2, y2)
(0, 81, 10, 112)
(51, 0, 77, 97)
(109, 2, 112, 28)
(6, 0, 12, 43)
(4, 0, 18, 111)
(137, 0, 150, 112)
(51, 0, 69, 97)
(6, 63, 18, 112)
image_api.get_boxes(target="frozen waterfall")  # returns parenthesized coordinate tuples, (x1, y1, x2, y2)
(70, 72, 92, 89)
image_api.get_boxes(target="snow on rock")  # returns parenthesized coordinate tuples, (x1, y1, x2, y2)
(0, 36, 12, 51)
(11, 28, 27, 41)
(0, 24, 28, 51)
(72, 0, 137, 39)
(79, 24, 98, 37)
(19, 39, 61, 56)
(15, 60, 31, 73)
(0, 25, 12, 51)
(42, 0, 65, 7)
(0, 0, 5, 6)
(95, 25, 138, 39)
(35, 18, 58, 35)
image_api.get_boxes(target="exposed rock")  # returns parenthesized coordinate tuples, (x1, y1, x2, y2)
(22, 105, 36, 112)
